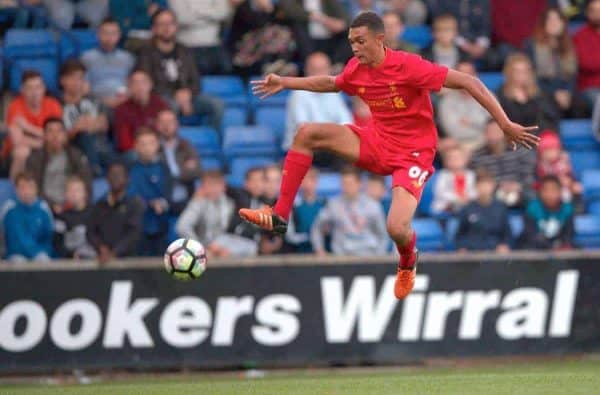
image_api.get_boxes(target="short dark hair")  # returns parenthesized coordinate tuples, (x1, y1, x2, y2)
(245, 166, 265, 180)
(135, 126, 158, 140)
(368, 174, 385, 184)
(59, 59, 86, 78)
(202, 169, 224, 181)
(128, 68, 151, 80)
(44, 117, 65, 130)
(21, 70, 42, 85)
(150, 7, 175, 26)
(539, 175, 562, 188)
(350, 11, 384, 33)
(99, 16, 119, 27)
(14, 172, 36, 185)
(341, 165, 361, 179)
(107, 161, 128, 176)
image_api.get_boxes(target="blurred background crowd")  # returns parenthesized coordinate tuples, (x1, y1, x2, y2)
(0, 0, 599, 263)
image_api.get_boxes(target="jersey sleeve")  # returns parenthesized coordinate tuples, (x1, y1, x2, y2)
(334, 58, 359, 95)
(403, 54, 449, 92)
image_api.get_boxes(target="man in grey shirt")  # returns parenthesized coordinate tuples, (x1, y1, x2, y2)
(311, 166, 388, 256)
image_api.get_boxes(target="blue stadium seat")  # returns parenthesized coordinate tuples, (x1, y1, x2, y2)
(10, 58, 58, 92)
(223, 107, 247, 129)
(4, 29, 57, 59)
(248, 76, 290, 108)
(574, 215, 600, 249)
(316, 172, 341, 198)
(570, 150, 600, 179)
(223, 126, 279, 162)
(202, 75, 247, 107)
(168, 215, 179, 243)
(582, 169, 600, 202)
(59, 29, 97, 60)
(92, 178, 108, 202)
(255, 106, 286, 142)
(418, 171, 437, 216)
(479, 72, 504, 92)
(179, 126, 221, 157)
(588, 201, 600, 217)
(561, 119, 597, 150)
(509, 214, 524, 239)
(200, 156, 223, 171)
(227, 157, 275, 188)
(412, 218, 445, 252)
(0, 179, 16, 206)
(401, 25, 432, 49)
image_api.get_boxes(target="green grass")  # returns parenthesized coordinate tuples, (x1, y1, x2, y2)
(2, 359, 600, 395)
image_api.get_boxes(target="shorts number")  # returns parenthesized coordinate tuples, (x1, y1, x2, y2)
(408, 166, 429, 186)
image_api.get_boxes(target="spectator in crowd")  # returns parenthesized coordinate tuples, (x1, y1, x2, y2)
(366, 174, 389, 208)
(113, 69, 168, 153)
(350, 0, 385, 18)
(352, 96, 372, 127)
(469, 119, 537, 208)
(136, 8, 224, 132)
(26, 118, 93, 213)
(53, 176, 96, 259)
(259, 164, 288, 255)
(286, 167, 326, 253)
(311, 166, 387, 256)
(1, 172, 53, 262)
(428, 0, 491, 64)
(59, 59, 112, 176)
(526, 8, 587, 118)
(491, 0, 548, 51)
(3, 70, 62, 180)
(42, 0, 107, 30)
(455, 169, 511, 252)
(422, 14, 467, 69)
(432, 146, 477, 215)
(226, 166, 266, 254)
(558, 0, 587, 20)
(536, 130, 582, 204)
(168, 0, 231, 75)
(81, 17, 135, 109)
(127, 127, 172, 256)
(156, 108, 202, 213)
(109, 0, 166, 52)
(573, 0, 600, 106)
(227, 0, 297, 77)
(284, 52, 352, 152)
(382, 10, 418, 53)
(87, 162, 144, 264)
(177, 170, 258, 258)
(520, 175, 575, 250)
(437, 60, 489, 153)
(497, 53, 561, 132)
(385, 0, 427, 26)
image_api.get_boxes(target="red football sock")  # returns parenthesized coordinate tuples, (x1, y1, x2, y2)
(396, 231, 417, 269)
(273, 150, 313, 220)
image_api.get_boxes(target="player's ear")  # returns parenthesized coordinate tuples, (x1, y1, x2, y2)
(375, 32, 385, 44)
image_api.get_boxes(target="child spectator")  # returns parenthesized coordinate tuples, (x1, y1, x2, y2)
(432, 146, 477, 215)
(53, 176, 96, 259)
(59, 59, 112, 176)
(455, 170, 511, 252)
(520, 175, 575, 250)
(1, 172, 53, 262)
(286, 167, 326, 253)
(26, 118, 93, 213)
(177, 170, 257, 258)
(311, 166, 387, 256)
(423, 14, 467, 70)
(3, 70, 62, 179)
(87, 162, 144, 264)
(127, 127, 173, 256)
(536, 130, 583, 204)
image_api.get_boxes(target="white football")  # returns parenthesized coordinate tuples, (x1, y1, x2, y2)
(163, 238, 207, 281)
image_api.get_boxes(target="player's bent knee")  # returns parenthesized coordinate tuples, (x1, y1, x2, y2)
(294, 123, 323, 149)
(387, 221, 412, 244)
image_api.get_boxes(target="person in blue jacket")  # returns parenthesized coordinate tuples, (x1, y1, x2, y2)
(1, 172, 53, 262)
(127, 126, 173, 256)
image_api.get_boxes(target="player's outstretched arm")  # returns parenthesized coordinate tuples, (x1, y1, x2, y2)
(443, 69, 540, 150)
(251, 73, 339, 99)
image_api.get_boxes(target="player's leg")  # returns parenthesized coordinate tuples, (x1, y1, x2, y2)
(387, 185, 420, 299)
(239, 123, 360, 233)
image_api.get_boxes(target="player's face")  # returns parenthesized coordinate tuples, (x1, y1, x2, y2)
(16, 179, 38, 205)
(540, 181, 562, 208)
(98, 22, 120, 51)
(348, 26, 385, 65)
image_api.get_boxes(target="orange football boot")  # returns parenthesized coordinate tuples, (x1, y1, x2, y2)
(238, 206, 288, 235)
(394, 250, 418, 300)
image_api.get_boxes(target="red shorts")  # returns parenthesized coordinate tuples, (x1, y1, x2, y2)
(348, 124, 436, 202)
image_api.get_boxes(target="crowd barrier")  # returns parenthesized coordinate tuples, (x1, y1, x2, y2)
(1, 251, 600, 373)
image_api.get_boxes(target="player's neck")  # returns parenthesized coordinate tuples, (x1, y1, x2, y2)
(370, 46, 387, 68)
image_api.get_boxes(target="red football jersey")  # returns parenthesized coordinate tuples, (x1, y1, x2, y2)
(335, 48, 448, 153)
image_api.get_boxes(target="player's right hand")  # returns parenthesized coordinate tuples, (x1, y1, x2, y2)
(251, 73, 284, 99)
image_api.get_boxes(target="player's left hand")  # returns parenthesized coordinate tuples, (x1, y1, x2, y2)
(501, 122, 540, 150)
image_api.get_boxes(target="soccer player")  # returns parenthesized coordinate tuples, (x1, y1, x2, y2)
(239, 12, 539, 300)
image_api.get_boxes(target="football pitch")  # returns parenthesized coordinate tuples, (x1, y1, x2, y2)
(2, 358, 599, 395)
